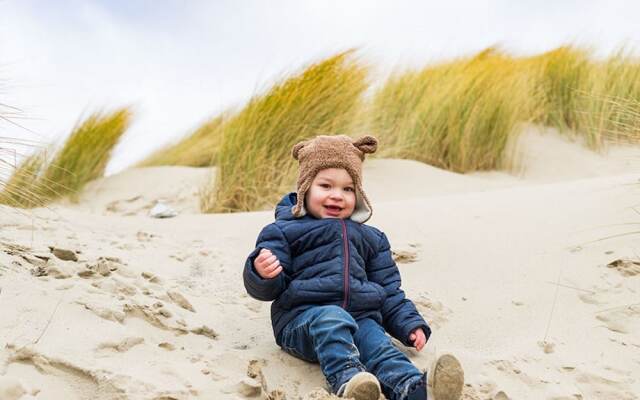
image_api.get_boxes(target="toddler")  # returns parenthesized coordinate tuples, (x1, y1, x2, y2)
(243, 135, 463, 400)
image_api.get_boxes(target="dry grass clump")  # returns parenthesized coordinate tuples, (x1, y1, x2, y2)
(371, 48, 537, 172)
(0, 149, 49, 208)
(522, 45, 640, 147)
(576, 50, 640, 146)
(40, 108, 132, 200)
(202, 50, 368, 213)
(138, 113, 227, 167)
(0, 99, 49, 208)
(0, 108, 132, 207)
(524, 46, 593, 133)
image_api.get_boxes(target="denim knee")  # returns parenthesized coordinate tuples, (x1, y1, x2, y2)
(308, 305, 358, 332)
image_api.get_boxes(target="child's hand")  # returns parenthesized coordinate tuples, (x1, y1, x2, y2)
(409, 328, 427, 351)
(253, 248, 283, 279)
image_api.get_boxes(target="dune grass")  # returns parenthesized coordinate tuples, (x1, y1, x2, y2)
(138, 113, 227, 167)
(0, 108, 132, 207)
(575, 50, 640, 146)
(5, 45, 638, 213)
(524, 46, 594, 133)
(40, 108, 132, 201)
(594, 96, 640, 144)
(0, 99, 48, 209)
(371, 48, 537, 172)
(201, 50, 368, 213)
(371, 45, 640, 174)
(0, 149, 49, 208)
(131, 45, 640, 215)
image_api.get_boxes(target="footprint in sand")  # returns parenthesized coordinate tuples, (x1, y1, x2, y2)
(136, 231, 156, 242)
(6, 346, 120, 398)
(607, 258, 640, 277)
(1, 242, 75, 279)
(574, 370, 637, 400)
(96, 337, 144, 353)
(77, 256, 122, 278)
(488, 359, 537, 386)
(36, 263, 74, 280)
(245, 300, 264, 313)
(141, 271, 164, 284)
(392, 244, 420, 264)
(170, 252, 192, 262)
(595, 304, 640, 334)
(414, 293, 451, 329)
(158, 342, 176, 351)
(578, 290, 607, 305)
(167, 290, 195, 312)
(0, 376, 29, 400)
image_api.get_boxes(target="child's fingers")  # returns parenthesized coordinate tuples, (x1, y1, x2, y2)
(255, 255, 277, 269)
(264, 265, 282, 278)
(413, 331, 426, 351)
(261, 256, 278, 268)
(264, 259, 280, 272)
(260, 255, 278, 265)
(256, 261, 280, 279)
(255, 259, 280, 277)
(255, 249, 272, 262)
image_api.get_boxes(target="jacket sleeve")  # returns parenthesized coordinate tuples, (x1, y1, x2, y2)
(243, 223, 291, 301)
(367, 231, 431, 346)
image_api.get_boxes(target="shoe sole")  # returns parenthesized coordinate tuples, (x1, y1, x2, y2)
(344, 372, 381, 400)
(432, 354, 464, 400)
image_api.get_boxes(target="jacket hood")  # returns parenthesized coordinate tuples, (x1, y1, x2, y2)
(275, 192, 299, 221)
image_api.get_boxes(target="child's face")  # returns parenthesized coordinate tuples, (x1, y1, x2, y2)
(305, 168, 356, 219)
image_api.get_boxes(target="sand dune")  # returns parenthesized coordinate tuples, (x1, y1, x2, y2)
(1, 128, 639, 399)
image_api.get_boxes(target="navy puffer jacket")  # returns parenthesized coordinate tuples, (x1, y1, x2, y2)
(243, 193, 430, 347)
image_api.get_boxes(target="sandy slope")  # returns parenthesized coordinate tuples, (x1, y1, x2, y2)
(1, 128, 639, 400)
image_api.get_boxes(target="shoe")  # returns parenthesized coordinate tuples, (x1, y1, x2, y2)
(405, 374, 427, 400)
(431, 354, 464, 400)
(340, 372, 381, 400)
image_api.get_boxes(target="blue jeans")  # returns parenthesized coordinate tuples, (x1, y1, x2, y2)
(278, 305, 424, 400)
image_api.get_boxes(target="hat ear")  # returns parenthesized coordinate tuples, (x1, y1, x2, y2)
(353, 135, 378, 155)
(292, 140, 308, 160)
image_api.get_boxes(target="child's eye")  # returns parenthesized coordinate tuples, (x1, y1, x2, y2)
(319, 183, 330, 189)
(345, 187, 355, 192)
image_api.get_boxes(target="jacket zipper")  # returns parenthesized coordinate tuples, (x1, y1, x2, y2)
(340, 219, 350, 309)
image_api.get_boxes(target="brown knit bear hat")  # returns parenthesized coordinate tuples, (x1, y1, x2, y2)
(291, 134, 377, 223)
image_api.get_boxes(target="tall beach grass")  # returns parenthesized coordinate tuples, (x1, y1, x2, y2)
(371, 48, 537, 172)
(139, 113, 227, 167)
(41, 108, 132, 201)
(524, 46, 593, 133)
(0, 149, 48, 208)
(576, 50, 640, 146)
(0, 98, 48, 208)
(202, 50, 368, 213)
(0, 108, 132, 207)
(522, 45, 640, 147)
(5, 45, 638, 213)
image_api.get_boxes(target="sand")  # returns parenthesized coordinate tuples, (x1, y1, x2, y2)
(1, 127, 639, 399)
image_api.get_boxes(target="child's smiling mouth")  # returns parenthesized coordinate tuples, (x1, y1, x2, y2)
(324, 205, 343, 215)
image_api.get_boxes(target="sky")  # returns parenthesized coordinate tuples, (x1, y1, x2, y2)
(1, 0, 639, 174)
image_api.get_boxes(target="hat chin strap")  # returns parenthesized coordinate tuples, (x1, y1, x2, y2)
(296, 202, 308, 217)
(350, 187, 371, 223)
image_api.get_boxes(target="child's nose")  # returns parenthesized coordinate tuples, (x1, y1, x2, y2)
(329, 189, 344, 200)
